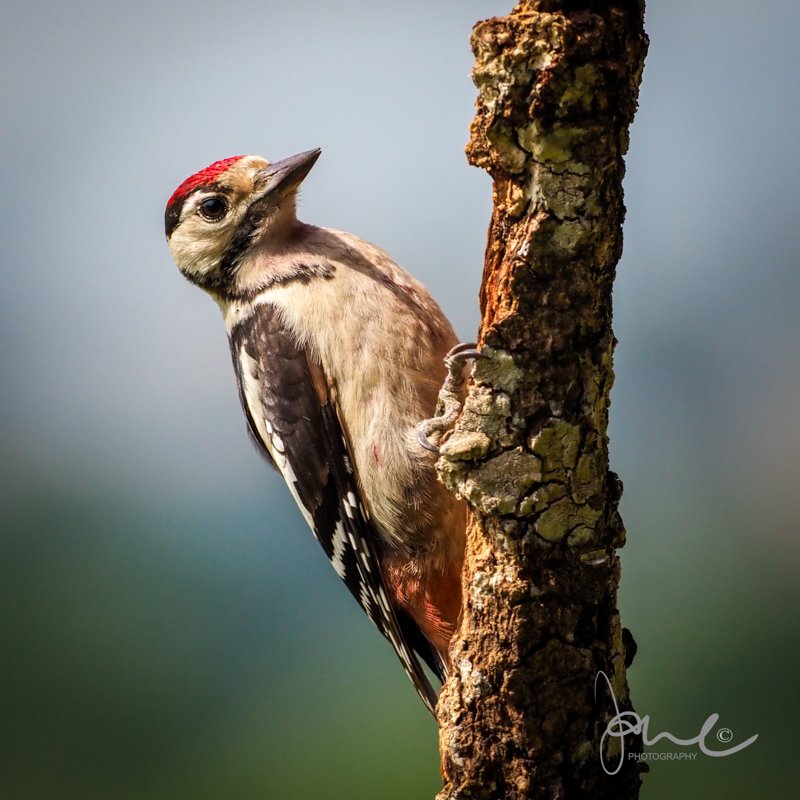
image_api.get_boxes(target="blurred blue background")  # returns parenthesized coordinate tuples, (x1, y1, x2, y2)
(1, 1, 797, 797)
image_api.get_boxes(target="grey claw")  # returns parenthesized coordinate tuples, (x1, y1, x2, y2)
(416, 424, 441, 454)
(445, 342, 487, 362)
(448, 342, 479, 357)
(416, 343, 488, 456)
(446, 348, 484, 364)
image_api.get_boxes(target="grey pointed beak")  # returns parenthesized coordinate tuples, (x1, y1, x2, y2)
(255, 148, 321, 198)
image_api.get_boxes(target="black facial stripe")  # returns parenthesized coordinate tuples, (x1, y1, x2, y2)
(218, 211, 260, 279)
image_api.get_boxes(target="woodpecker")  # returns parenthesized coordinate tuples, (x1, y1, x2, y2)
(164, 149, 466, 713)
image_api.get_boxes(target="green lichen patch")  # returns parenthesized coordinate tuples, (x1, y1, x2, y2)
(518, 121, 589, 164)
(473, 348, 524, 394)
(440, 430, 492, 461)
(529, 419, 580, 473)
(534, 494, 602, 543)
(462, 448, 543, 516)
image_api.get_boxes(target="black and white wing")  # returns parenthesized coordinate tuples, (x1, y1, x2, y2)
(228, 303, 439, 713)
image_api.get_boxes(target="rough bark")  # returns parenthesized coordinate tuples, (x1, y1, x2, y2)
(435, 2, 648, 799)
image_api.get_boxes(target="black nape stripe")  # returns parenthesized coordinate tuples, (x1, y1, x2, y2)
(270, 262, 337, 287)
(213, 262, 337, 301)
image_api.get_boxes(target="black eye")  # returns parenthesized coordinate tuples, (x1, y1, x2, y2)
(197, 196, 228, 221)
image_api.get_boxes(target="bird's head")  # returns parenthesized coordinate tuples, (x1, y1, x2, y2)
(164, 148, 321, 296)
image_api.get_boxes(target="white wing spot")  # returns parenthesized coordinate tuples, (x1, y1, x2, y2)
(358, 549, 373, 574)
(282, 465, 315, 532)
(376, 588, 392, 616)
(360, 585, 374, 620)
(385, 628, 412, 668)
(331, 522, 348, 579)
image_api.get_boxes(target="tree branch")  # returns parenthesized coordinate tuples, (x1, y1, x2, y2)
(435, 2, 648, 798)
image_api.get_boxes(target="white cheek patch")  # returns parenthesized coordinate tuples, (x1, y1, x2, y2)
(170, 192, 252, 280)
(170, 231, 224, 279)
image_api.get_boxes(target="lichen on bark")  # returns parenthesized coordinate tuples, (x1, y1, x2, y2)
(436, 3, 648, 799)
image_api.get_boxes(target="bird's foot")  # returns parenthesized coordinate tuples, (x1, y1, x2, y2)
(417, 343, 486, 454)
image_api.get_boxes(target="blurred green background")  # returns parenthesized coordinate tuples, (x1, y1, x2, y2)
(1, 1, 797, 797)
